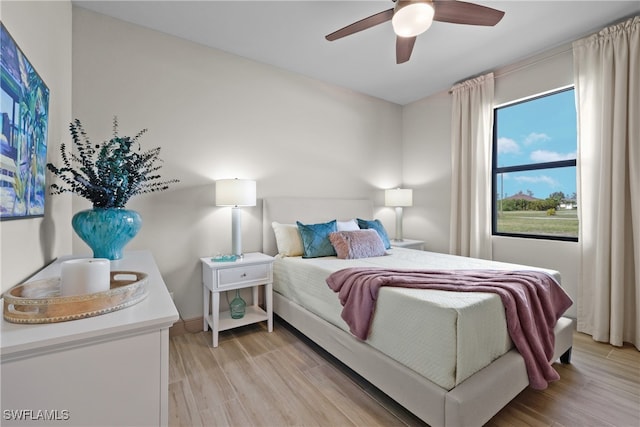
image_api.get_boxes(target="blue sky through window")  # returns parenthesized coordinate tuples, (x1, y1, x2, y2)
(495, 88, 577, 200)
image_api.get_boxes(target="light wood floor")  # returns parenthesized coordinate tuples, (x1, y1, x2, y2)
(169, 318, 640, 427)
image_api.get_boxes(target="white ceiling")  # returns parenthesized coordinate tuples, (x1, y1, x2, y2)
(73, 1, 640, 105)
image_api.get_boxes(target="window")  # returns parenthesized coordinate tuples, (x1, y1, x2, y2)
(492, 87, 578, 241)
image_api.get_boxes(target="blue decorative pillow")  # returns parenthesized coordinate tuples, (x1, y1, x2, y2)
(357, 218, 391, 249)
(296, 220, 338, 258)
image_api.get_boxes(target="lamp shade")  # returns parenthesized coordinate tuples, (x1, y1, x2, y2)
(215, 179, 256, 207)
(392, 0, 435, 38)
(385, 188, 413, 207)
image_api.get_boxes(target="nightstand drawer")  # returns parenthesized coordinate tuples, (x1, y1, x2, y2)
(217, 264, 270, 288)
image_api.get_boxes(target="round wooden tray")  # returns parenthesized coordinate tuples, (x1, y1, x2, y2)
(2, 271, 149, 324)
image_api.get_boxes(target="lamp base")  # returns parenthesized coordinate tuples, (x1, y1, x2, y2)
(395, 206, 404, 241)
(231, 207, 242, 256)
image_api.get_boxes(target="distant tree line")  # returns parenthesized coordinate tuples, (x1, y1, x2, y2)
(499, 191, 576, 212)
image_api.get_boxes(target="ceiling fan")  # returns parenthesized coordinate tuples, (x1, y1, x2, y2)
(325, 0, 505, 64)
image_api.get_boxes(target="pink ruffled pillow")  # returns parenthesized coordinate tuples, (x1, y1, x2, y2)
(329, 229, 387, 259)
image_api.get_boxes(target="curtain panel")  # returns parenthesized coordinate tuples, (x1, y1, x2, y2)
(573, 16, 639, 348)
(449, 73, 494, 260)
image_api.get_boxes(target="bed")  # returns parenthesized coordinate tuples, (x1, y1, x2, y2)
(262, 197, 574, 427)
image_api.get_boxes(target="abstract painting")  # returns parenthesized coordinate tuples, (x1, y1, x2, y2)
(0, 22, 50, 220)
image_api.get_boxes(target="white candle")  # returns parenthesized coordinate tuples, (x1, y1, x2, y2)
(60, 258, 111, 296)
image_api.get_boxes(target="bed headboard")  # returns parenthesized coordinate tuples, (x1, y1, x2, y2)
(262, 197, 373, 256)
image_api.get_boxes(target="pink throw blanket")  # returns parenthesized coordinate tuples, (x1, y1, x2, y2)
(326, 268, 573, 390)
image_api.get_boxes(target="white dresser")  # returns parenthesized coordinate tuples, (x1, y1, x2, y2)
(0, 251, 179, 426)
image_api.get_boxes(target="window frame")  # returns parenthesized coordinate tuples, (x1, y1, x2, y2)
(491, 87, 578, 242)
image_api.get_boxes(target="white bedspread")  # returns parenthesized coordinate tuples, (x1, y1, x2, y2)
(273, 247, 561, 390)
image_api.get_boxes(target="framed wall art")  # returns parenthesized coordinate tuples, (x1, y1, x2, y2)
(0, 21, 50, 220)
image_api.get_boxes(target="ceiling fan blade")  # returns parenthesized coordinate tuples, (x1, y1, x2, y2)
(326, 8, 394, 41)
(396, 36, 417, 64)
(433, 1, 504, 26)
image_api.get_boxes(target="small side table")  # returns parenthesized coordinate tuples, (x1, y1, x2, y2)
(200, 252, 274, 347)
(390, 238, 425, 250)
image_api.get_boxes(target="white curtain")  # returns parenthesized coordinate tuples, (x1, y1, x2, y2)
(573, 16, 639, 349)
(449, 73, 494, 260)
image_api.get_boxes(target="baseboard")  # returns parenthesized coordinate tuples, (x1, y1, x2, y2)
(170, 316, 204, 337)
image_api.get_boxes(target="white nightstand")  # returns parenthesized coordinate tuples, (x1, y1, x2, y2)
(390, 238, 425, 250)
(201, 252, 274, 347)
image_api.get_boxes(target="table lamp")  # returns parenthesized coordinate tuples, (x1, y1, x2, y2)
(215, 179, 256, 256)
(385, 188, 413, 241)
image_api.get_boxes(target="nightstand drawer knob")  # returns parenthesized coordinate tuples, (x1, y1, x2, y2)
(241, 273, 247, 278)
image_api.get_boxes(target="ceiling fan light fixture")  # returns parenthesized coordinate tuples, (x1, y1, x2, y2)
(392, 0, 435, 38)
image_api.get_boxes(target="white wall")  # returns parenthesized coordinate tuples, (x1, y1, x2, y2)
(403, 45, 579, 317)
(72, 7, 403, 319)
(402, 91, 452, 254)
(0, 0, 73, 292)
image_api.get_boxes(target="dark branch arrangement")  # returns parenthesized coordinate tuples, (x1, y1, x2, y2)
(47, 118, 179, 208)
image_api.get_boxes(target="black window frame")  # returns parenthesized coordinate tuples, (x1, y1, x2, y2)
(491, 87, 578, 242)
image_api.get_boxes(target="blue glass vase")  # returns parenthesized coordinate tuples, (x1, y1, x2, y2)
(72, 208, 142, 260)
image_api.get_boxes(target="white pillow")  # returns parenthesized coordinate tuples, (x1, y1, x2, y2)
(336, 219, 359, 231)
(271, 222, 304, 257)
